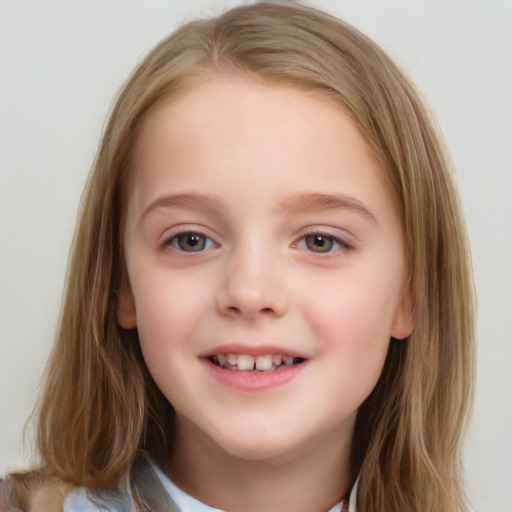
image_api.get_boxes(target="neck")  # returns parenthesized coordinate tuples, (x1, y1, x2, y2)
(158, 418, 353, 512)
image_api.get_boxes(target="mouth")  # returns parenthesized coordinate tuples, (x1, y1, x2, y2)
(208, 353, 306, 371)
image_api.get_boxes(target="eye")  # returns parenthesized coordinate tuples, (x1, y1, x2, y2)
(304, 234, 339, 253)
(165, 231, 215, 252)
(295, 231, 353, 254)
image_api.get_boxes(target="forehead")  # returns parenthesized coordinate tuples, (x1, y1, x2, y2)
(135, 75, 378, 173)
(128, 75, 396, 220)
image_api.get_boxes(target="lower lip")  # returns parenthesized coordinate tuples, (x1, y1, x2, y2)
(202, 359, 308, 391)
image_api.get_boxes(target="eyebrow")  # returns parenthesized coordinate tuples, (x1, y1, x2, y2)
(277, 193, 378, 224)
(140, 193, 223, 222)
(140, 191, 377, 224)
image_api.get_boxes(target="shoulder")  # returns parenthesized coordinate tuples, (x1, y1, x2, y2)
(30, 481, 74, 512)
(63, 488, 134, 512)
(64, 487, 133, 512)
(2, 471, 73, 512)
(64, 489, 109, 512)
(1, 477, 22, 511)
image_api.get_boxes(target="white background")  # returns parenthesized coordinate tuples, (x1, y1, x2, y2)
(1, 1, 511, 511)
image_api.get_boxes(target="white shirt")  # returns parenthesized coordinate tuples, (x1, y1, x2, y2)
(64, 460, 357, 512)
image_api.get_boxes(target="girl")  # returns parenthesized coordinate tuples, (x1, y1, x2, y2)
(3, 2, 475, 511)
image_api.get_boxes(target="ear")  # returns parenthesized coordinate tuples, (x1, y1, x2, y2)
(390, 287, 414, 340)
(117, 277, 137, 329)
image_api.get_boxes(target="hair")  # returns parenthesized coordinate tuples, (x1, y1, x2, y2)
(12, 2, 475, 511)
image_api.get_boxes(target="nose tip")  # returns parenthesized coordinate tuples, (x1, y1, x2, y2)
(217, 265, 288, 320)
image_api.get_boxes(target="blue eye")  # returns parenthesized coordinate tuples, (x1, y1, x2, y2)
(166, 232, 214, 252)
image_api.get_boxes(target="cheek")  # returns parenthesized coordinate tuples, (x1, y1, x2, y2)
(302, 268, 400, 383)
(130, 272, 209, 363)
(132, 275, 210, 408)
(307, 269, 398, 336)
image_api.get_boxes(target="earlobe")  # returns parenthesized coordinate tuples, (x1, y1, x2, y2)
(117, 280, 137, 329)
(390, 288, 415, 340)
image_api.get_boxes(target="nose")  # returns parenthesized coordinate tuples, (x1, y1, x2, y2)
(216, 244, 288, 320)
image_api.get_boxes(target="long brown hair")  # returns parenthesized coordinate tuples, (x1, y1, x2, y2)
(21, 2, 475, 511)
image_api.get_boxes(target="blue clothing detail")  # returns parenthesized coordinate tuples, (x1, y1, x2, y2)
(63, 458, 356, 512)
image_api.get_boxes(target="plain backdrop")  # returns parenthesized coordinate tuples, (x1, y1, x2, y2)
(1, 1, 511, 511)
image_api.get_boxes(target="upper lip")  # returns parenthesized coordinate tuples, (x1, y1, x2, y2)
(199, 343, 308, 359)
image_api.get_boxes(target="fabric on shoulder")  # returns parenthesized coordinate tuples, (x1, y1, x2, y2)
(2, 473, 74, 512)
(63, 455, 357, 512)
(64, 488, 109, 511)
(0, 477, 23, 511)
(63, 479, 133, 512)
(130, 456, 179, 511)
(63, 454, 178, 512)
(64, 486, 136, 512)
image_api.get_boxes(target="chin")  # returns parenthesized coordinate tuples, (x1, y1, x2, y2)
(209, 421, 310, 463)
(219, 438, 294, 462)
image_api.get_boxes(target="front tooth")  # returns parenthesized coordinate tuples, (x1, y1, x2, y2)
(237, 354, 255, 371)
(226, 353, 237, 366)
(256, 354, 273, 371)
(282, 355, 294, 366)
(272, 354, 282, 366)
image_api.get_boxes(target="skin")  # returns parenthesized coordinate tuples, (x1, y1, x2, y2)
(118, 75, 414, 512)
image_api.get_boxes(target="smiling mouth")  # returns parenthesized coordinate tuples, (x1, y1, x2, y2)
(208, 353, 306, 371)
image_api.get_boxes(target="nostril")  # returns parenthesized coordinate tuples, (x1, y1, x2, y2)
(225, 305, 275, 318)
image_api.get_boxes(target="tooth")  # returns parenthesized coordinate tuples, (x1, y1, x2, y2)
(237, 354, 255, 371)
(256, 354, 273, 371)
(283, 355, 294, 366)
(272, 354, 282, 366)
(217, 354, 226, 367)
(226, 353, 237, 366)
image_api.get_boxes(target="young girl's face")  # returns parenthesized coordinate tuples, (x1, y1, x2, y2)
(118, 76, 413, 464)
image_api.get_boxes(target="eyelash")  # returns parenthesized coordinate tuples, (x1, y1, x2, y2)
(163, 229, 354, 256)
